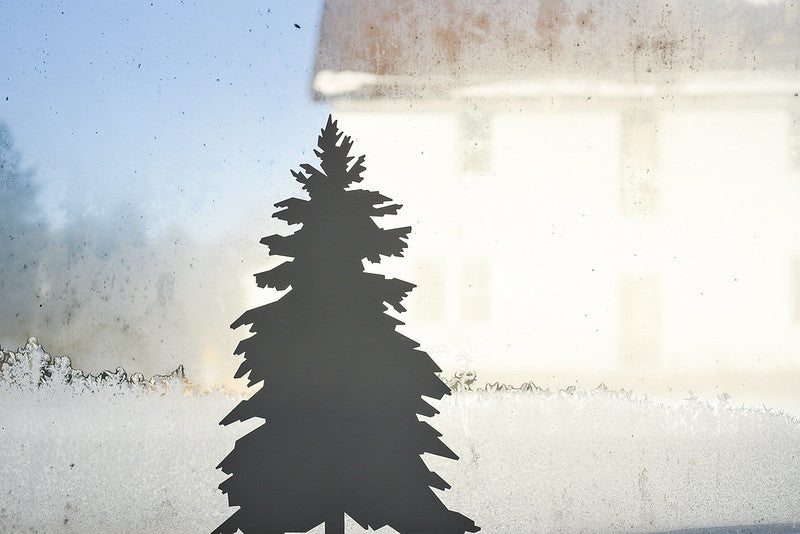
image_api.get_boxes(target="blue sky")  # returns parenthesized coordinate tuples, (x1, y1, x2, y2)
(1, 0, 328, 239)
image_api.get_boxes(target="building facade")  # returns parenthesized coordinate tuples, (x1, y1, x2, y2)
(312, 0, 800, 408)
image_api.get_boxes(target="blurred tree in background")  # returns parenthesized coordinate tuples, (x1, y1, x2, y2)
(0, 123, 245, 382)
(0, 123, 46, 343)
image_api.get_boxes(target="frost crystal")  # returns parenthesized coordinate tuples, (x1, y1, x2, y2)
(0, 337, 188, 394)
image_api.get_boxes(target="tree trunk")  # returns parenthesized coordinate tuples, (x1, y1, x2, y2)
(325, 513, 344, 534)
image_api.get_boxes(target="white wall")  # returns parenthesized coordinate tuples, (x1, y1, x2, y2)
(331, 102, 800, 408)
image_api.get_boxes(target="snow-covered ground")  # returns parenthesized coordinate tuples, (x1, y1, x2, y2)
(2, 339, 800, 533)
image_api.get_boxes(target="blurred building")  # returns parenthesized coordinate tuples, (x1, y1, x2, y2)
(312, 0, 800, 406)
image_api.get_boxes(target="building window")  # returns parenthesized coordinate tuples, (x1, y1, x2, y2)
(414, 258, 445, 323)
(792, 257, 800, 324)
(791, 114, 800, 172)
(620, 109, 659, 217)
(461, 259, 490, 322)
(459, 102, 492, 175)
(619, 273, 662, 365)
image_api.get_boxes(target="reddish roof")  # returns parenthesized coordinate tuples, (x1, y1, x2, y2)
(314, 0, 800, 97)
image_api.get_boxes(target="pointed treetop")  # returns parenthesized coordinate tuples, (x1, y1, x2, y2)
(292, 114, 366, 190)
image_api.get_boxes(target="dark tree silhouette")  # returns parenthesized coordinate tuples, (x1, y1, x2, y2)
(214, 116, 479, 534)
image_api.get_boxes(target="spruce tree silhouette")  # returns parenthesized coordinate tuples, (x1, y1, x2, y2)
(214, 116, 479, 534)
